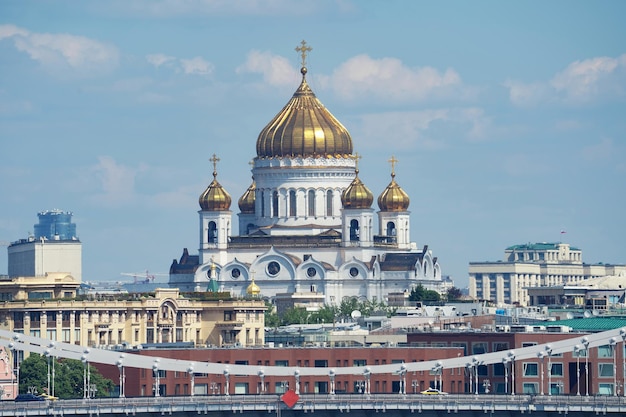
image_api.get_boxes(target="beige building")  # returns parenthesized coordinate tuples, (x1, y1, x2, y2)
(0, 272, 80, 301)
(0, 288, 266, 349)
(469, 242, 626, 306)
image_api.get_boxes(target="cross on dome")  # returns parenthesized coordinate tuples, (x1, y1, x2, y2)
(295, 40, 312, 68)
(210, 153, 221, 178)
(388, 155, 398, 176)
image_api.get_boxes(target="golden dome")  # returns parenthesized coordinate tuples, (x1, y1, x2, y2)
(246, 278, 261, 296)
(199, 154, 231, 211)
(341, 169, 373, 209)
(256, 66, 353, 159)
(378, 157, 410, 212)
(238, 177, 256, 214)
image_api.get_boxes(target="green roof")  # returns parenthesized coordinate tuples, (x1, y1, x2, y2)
(506, 242, 581, 251)
(535, 317, 626, 332)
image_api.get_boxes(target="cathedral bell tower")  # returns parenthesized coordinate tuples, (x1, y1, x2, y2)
(377, 156, 411, 250)
(198, 154, 232, 262)
(341, 154, 374, 247)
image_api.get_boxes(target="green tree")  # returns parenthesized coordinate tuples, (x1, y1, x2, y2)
(281, 307, 310, 325)
(446, 286, 463, 301)
(264, 301, 280, 328)
(409, 284, 441, 302)
(19, 354, 114, 399)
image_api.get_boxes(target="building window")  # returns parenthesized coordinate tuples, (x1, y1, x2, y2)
(260, 191, 265, 217)
(550, 363, 563, 376)
(349, 267, 359, 277)
(326, 190, 333, 216)
(523, 363, 538, 377)
(272, 191, 279, 217)
(349, 219, 359, 241)
(314, 360, 328, 367)
(289, 190, 296, 217)
(598, 383, 614, 396)
(307, 267, 317, 278)
(599, 363, 614, 377)
(597, 345, 613, 358)
(275, 360, 288, 367)
(208, 221, 217, 243)
(353, 359, 366, 367)
(523, 383, 538, 394)
(267, 261, 280, 277)
(386, 222, 396, 237)
(308, 190, 315, 216)
(231, 268, 240, 279)
(471, 342, 488, 355)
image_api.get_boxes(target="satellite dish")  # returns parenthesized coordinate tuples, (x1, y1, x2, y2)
(592, 310, 599, 316)
(583, 310, 591, 318)
(351, 310, 361, 319)
(566, 312, 574, 320)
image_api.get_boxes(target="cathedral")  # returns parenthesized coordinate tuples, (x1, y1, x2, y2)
(169, 42, 443, 305)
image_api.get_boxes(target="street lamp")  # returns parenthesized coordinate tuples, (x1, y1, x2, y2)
(223, 368, 230, 397)
(472, 357, 480, 395)
(329, 370, 336, 396)
(482, 379, 490, 394)
(9, 335, 21, 397)
(436, 361, 443, 391)
(257, 370, 265, 394)
(610, 338, 617, 396)
(537, 351, 545, 396)
(574, 344, 581, 396)
(81, 349, 90, 400)
(294, 369, 300, 395)
(502, 357, 509, 394)
(152, 361, 160, 397)
(117, 357, 125, 398)
(364, 367, 372, 397)
(466, 363, 473, 394)
(508, 351, 516, 396)
(545, 344, 553, 396)
(187, 366, 194, 397)
(581, 337, 590, 396)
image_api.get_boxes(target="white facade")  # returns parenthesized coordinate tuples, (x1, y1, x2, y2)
(8, 237, 82, 282)
(169, 56, 444, 305)
(469, 242, 626, 307)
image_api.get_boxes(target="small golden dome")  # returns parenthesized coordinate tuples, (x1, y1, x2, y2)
(199, 154, 231, 211)
(246, 279, 261, 296)
(238, 177, 256, 214)
(341, 168, 373, 209)
(256, 66, 353, 159)
(378, 158, 410, 211)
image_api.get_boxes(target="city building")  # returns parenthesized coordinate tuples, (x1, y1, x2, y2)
(95, 345, 464, 397)
(169, 41, 444, 306)
(0, 288, 266, 349)
(469, 242, 626, 306)
(7, 209, 82, 282)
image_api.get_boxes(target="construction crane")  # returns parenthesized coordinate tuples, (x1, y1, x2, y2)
(120, 270, 168, 284)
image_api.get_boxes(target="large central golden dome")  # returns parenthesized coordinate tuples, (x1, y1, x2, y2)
(256, 67, 353, 158)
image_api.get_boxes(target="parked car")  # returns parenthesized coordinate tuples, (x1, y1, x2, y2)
(14, 393, 46, 402)
(420, 388, 448, 395)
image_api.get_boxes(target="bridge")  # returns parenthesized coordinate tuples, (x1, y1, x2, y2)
(1, 327, 626, 415)
(1, 393, 626, 416)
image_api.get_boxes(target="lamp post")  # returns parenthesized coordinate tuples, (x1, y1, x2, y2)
(8, 335, 21, 397)
(412, 380, 419, 394)
(466, 363, 473, 394)
(81, 349, 90, 400)
(258, 370, 265, 394)
(502, 357, 509, 394)
(472, 357, 480, 395)
(223, 369, 230, 397)
(482, 379, 490, 394)
(574, 344, 581, 396)
(581, 337, 590, 396)
(117, 357, 125, 398)
(399, 364, 407, 395)
(187, 366, 194, 397)
(364, 367, 371, 397)
(610, 338, 617, 396)
(620, 328, 626, 397)
(329, 370, 336, 396)
(294, 369, 300, 395)
(508, 351, 516, 396)
(152, 361, 160, 397)
(545, 345, 553, 396)
(436, 361, 443, 391)
(537, 351, 545, 396)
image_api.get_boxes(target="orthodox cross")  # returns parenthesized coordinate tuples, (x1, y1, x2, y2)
(388, 155, 398, 175)
(295, 40, 312, 67)
(210, 153, 220, 175)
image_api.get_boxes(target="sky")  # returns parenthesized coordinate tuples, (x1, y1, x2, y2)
(1, 0, 625, 289)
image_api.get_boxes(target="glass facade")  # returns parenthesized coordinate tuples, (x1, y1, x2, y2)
(34, 209, 77, 240)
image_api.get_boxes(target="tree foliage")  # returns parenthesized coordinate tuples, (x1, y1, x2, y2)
(446, 286, 463, 301)
(19, 354, 114, 399)
(408, 284, 441, 302)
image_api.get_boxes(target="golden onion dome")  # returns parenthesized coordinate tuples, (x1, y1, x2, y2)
(199, 155, 231, 211)
(341, 168, 373, 209)
(377, 161, 410, 212)
(256, 66, 353, 159)
(238, 177, 256, 214)
(246, 278, 261, 296)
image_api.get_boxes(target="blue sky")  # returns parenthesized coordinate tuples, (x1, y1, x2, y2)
(1, 0, 625, 288)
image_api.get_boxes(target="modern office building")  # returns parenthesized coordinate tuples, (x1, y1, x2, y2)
(169, 42, 444, 305)
(7, 210, 82, 282)
(469, 242, 626, 306)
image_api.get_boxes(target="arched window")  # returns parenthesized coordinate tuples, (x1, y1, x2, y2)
(308, 190, 315, 217)
(246, 223, 254, 235)
(260, 191, 265, 217)
(289, 190, 296, 217)
(326, 190, 333, 216)
(272, 191, 279, 217)
(350, 219, 360, 242)
(208, 221, 217, 243)
(386, 221, 397, 236)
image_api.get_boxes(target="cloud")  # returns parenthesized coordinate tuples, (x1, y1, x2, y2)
(328, 55, 463, 103)
(146, 54, 214, 76)
(0, 24, 119, 74)
(350, 107, 492, 151)
(236, 50, 299, 86)
(581, 137, 615, 163)
(505, 54, 626, 106)
(89, 156, 144, 206)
